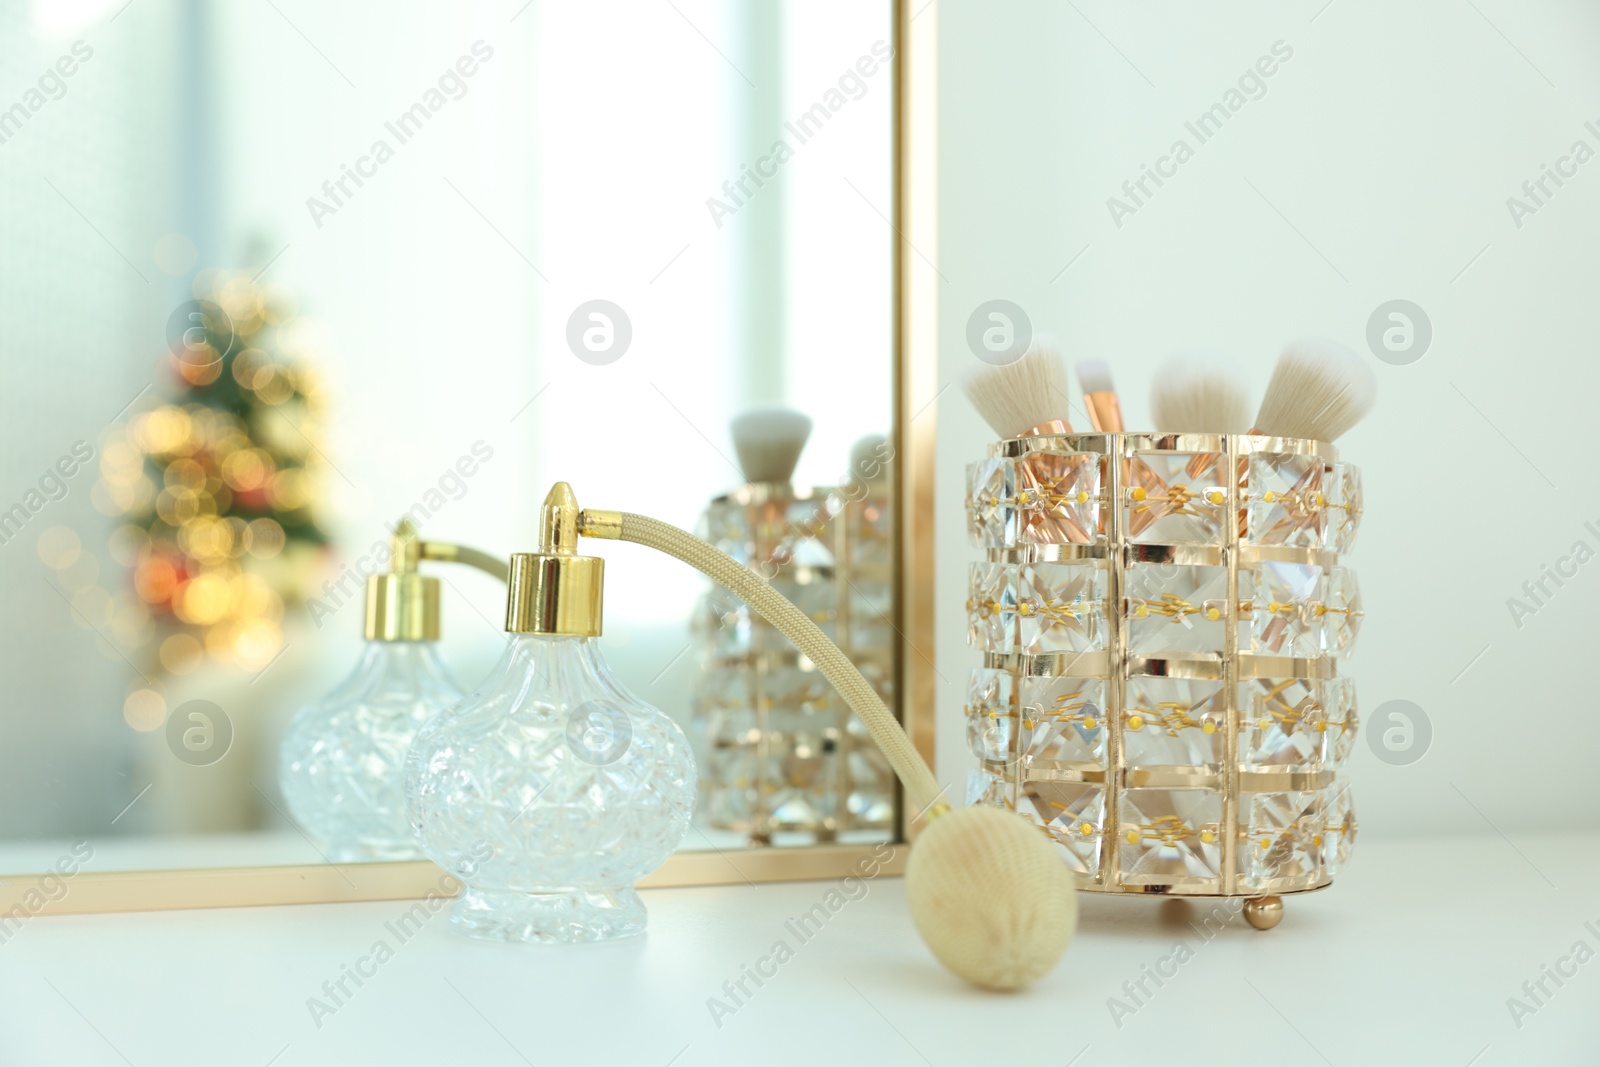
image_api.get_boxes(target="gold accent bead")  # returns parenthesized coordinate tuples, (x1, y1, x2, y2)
(1125, 829, 1140, 845)
(1202, 720, 1216, 735)
(1263, 491, 1277, 502)
(1082, 717, 1097, 730)
(1079, 822, 1094, 836)
(1128, 714, 1144, 731)
(1267, 601, 1281, 613)
(1206, 489, 1224, 505)
(1076, 489, 1089, 503)
(1243, 896, 1284, 931)
(1200, 830, 1215, 844)
(1131, 486, 1147, 502)
(1205, 606, 1220, 621)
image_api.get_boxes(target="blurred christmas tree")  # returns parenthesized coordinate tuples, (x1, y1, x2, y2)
(93, 269, 331, 682)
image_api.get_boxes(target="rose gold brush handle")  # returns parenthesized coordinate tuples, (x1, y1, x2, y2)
(1083, 392, 1123, 432)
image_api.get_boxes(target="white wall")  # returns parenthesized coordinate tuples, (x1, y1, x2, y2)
(934, 0, 1600, 835)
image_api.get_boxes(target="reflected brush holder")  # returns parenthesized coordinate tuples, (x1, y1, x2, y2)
(964, 432, 1363, 924)
(693, 482, 895, 843)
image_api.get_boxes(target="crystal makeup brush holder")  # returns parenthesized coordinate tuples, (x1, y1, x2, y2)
(693, 483, 895, 843)
(964, 432, 1363, 925)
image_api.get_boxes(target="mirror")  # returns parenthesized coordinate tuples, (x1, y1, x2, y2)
(0, 0, 909, 895)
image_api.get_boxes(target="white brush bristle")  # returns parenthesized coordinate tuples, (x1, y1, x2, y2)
(1254, 338, 1377, 442)
(961, 335, 1072, 438)
(849, 434, 890, 482)
(730, 408, 812, 484)
(1150, 348, 1252, 433)
(1074, 358, 1113, 396)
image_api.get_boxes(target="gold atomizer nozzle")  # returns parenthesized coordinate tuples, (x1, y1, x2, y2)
(505, 482, 605, 637)
(363, 519, 508, 641)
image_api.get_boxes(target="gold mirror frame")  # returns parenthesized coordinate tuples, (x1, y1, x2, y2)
(1, 0, 938, 915)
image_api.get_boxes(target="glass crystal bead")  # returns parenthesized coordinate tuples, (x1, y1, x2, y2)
(1321, 782, 1358, 875)
(694, 585, 752, 658)
(965, 668, 1018, 762)
(760, 706, 838, 830)
(844, 721, 895, 828)
(966, 766, 1016, 811)
(1117, 787, 1223, 885)
(1022, 782, 1106, 877)
(1122, 677, 1226, 768)
(700, 499, 752, 560)
(1238, 677, 1327, 770)
(1239, 791, 1322, 890)
(1017, 562, 1107, 654)
(702, 706, 759, 826)
(692, 664, 750, 716)
(1324, 462, 1363, 553)
(1016, 450, 1102, 545)
(763, 667, 834, 715)
(783, 498, 834, 568)
(1126, 452, 1228, 545)
(966, 562, 1016, 652)
(1247, 452, 1326, 548)
(844, 579, 893, 651)
(1323, 676, 1358, 766)
(1242, 561, 1324, 657)
(965, 458, 1015, 548)
(1126, 563, 1228, 654)
(843, 494, 893, 567)
(1324, 566, 1363, 657)
(1018, 676, 1107, 767)
(968, 561, 1108, 655)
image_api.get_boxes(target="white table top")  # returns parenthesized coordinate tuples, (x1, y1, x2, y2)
(0, 831, 1593, 1066)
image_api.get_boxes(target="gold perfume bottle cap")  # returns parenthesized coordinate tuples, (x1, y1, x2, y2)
(505, 482, 604, 637)
(364, 520, 442, 641)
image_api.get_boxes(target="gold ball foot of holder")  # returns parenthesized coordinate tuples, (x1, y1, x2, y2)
(1242, 895, 1283, 931)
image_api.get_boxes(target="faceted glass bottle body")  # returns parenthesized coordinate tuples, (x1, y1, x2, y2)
(405, 634, 697, 943)
(280, 641, 465, 863)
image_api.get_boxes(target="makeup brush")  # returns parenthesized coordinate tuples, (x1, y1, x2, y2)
(1253, 338, 1377, 442)
(849, 434, 891, 483)
(1075, 359, 1123, 431)
(961, 335, 1074, 438)
(1150, 349, 1253, 434)
(730, 408, 812, 484)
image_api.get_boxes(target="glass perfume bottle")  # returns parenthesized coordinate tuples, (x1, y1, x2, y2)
(279, 522, 505, 863)
(405, 484, 696, 943)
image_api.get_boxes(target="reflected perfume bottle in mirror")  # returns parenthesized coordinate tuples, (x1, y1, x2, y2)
(278, 521, 506, 863)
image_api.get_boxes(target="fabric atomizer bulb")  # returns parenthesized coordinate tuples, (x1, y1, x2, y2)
(404, 483, 697, 943)
(278, 520, 508, 863)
